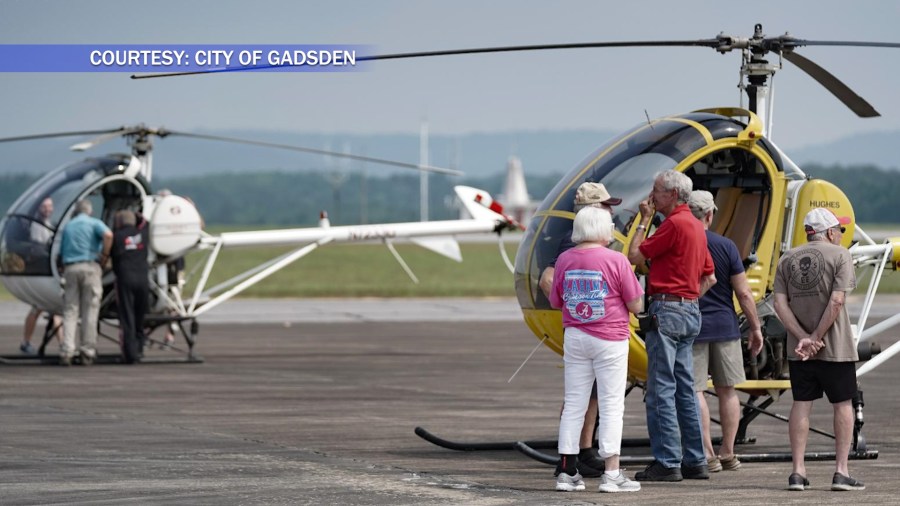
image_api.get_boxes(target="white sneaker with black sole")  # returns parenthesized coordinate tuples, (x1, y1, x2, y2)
(599, 471, 641, 493)
(555, 472, 585, 492)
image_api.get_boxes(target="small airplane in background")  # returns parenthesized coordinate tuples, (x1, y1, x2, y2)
(495, 156, 540, 226)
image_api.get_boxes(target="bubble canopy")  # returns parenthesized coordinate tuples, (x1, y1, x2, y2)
(514, 111, 783, 312)
(0, 154, 148, 278)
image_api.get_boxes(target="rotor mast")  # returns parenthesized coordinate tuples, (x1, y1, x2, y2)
(126, 128, 156, 182)
(717, 24, 781, 139)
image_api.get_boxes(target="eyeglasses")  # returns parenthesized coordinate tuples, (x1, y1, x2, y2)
(831, 226, 846, 234)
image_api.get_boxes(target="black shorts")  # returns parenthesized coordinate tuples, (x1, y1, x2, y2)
(788, 360, 858, 403)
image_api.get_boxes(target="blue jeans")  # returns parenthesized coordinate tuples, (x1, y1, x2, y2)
(644, 300, 706, 468)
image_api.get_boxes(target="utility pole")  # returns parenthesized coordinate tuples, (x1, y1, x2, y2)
(359, 146, 368, 224)
(419, 119, 429, 222)
(325, 141, 349, 224)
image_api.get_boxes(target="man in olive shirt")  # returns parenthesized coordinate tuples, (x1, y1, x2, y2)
(774, 207, 863, 492)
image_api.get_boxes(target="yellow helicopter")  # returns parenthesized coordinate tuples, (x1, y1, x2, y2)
(74, 23, 900, 457)
(511, 28, 900, 410)
(294, 24, 900, 458)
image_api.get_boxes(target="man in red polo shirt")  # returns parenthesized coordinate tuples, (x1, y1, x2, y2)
(627, 170, 716, 482)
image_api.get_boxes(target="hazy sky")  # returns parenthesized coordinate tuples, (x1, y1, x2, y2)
(2, 0, 900, 151)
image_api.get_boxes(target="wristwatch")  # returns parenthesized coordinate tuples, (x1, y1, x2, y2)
(636, 224, 646, 231)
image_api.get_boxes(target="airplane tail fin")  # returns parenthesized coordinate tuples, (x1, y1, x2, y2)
(410, 236, 462, 262)
(453, 185, 524, 231)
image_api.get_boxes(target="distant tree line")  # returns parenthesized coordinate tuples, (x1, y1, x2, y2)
(160, 170, 566, 226)
(0, 165, 896, 225)
(800, 164, 900, 224)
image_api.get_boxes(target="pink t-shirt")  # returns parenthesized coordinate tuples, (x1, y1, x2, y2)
(550, 246, 644, 341)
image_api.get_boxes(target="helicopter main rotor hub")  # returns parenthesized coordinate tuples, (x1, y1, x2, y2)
(742, 59, 780, 78)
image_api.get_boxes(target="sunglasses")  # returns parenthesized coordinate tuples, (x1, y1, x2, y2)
(831, 226, 846, 234)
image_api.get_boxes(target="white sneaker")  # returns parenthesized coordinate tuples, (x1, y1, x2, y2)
(555, 472, 586, 491)
(599, 471, 641, 493)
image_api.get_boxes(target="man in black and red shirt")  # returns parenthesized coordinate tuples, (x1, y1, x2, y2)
(627, 170, 716, 482)
(111, 210, 150, 364)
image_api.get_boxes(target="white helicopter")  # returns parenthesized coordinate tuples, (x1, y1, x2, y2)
(0, 126, 519, 360)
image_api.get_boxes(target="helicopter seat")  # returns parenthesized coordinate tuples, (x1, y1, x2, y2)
(722, 191, 769, 260)
(710, 187, 741, 235)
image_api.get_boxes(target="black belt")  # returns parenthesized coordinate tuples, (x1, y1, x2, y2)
(650, 294, 698, 304)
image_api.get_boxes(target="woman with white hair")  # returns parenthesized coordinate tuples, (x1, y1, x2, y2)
(549, 206, 644, 493)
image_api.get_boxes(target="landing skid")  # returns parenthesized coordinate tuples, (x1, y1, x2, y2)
(417, 388, 879, 466)
(96, 314, 203, 363)
(1, 313, 204, 365)
(414, 426, 717, 452)
(513, 441, 877, 467)
(0, 352, 203, 365)
(514, 441, 653, 466)
(414, 426, 556, 451)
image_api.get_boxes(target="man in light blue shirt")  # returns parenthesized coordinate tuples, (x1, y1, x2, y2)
(60, 200, 112, 365)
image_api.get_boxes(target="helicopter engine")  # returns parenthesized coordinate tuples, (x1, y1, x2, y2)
(147, 195, 203, 257)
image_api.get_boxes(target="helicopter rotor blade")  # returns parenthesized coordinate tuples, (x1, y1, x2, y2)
(784, 39, 900, 50)
(166, 131, 464, 176)
(782, 50, 879, 118)
(356, 39, 721, 61)
(130, 39, 721, 79)
(70, 126, 149, 151)
(0, 128, 127, 144)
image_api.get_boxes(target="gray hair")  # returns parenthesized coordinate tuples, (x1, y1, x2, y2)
(572, 206, 613, 244)
(656, 170, 693, 203)
(74, 200, 92, 216)
(807, 231, 829, 242)
(688, 190, 716, 220)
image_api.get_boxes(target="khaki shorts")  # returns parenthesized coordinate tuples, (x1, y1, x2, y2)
(693, 339, 746, 391)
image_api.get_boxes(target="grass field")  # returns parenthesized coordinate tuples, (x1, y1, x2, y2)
(179, 241, 521, 298)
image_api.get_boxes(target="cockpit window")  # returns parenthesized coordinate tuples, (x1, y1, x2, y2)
(601, 153, 678, 235)
(0, 156, 131, 276)
(517, 119, 710, 310)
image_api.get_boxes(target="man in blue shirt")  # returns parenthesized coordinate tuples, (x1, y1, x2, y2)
(60, 200, 112, 366)
(687, 190, 763, 472)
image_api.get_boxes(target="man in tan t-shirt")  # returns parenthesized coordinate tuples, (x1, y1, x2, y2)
(774, 207, 862, 492)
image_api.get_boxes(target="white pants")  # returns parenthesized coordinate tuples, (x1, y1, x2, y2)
(558, 327, 629, 457)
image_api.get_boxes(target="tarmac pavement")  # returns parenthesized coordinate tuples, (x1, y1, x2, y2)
(1, 298, 900, 504)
